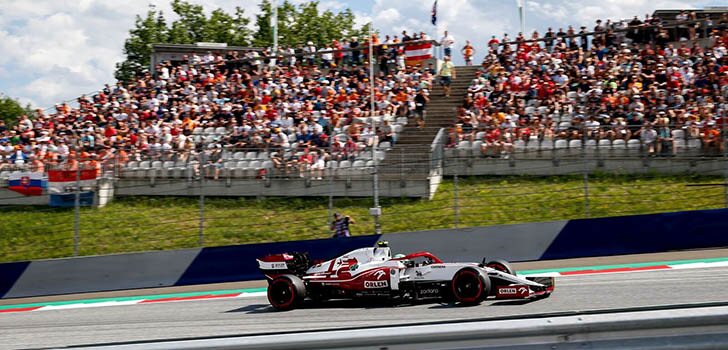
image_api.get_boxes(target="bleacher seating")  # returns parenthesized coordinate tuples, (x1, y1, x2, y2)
(447, 18, 726, 160)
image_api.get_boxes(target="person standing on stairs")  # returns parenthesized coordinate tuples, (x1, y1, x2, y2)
(414, 88, 430, 129)
(461, 40, 476, 66)
(440, 31, 455, 57)
(439, 55, 457, 98)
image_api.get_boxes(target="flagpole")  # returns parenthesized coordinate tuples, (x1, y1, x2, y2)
(432, 0, 441, 60)
(516, 0, 526, 35)
(272, 0, 278, 66)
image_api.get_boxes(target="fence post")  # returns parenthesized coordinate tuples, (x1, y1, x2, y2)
(582, 124, 590, 218)
(400, 147, 404, 183)
(723, 114, 728, 208)
(198, 152, 205, 247)
(453, 171, 459, 229)
(74, 150, 80, 256)
(369, 26, 382, 235)
(328, 141, 334, 227)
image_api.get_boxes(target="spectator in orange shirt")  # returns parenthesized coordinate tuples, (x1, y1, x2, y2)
(461, 40, 476, 66)
(701, 123, 721, 154)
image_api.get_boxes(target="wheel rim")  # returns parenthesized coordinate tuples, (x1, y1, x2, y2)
(270, 280, 295, 307)
(453, 270, 482, 302)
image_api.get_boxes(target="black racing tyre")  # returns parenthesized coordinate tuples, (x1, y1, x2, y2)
(486, 259, 516, 275)
(451, 268, 490, 305)
(267, 275, 306, 311)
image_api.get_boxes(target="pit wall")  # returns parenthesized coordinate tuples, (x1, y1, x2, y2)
(2, 208, 727, 299)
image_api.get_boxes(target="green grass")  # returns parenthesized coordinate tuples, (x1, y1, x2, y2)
(0, 174, 725, 263)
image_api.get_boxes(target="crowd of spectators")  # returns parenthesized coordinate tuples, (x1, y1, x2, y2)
(3, 12, 727, 180)
(450, 13, 728, 158)
(0, 33, 436, 178)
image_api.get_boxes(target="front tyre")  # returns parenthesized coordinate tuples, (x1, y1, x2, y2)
(486, 259, 516, 296)
(267, 275, 306, 311)
(486, 259, 516, 275)
(451, 268, 490, 305)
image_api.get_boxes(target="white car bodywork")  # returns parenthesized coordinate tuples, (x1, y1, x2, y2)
(300, 246, 543, 291)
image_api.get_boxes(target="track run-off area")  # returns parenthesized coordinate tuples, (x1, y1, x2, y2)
(2, 252, 728, 349)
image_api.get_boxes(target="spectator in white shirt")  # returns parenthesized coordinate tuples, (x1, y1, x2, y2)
(441, 31, 455, 57)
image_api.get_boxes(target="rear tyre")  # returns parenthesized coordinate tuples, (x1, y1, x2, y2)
(267, 275, 306, 311)
(451, 268, 490, 305)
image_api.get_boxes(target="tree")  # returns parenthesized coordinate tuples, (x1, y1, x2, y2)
(203, 8, 252, 47)
(0, 94, 33, 126)
(114, 0, 366, 81)
(167, 0, 207, 44)
(115, 6, 169, 81)
(252, 0, 273, 48)
(116, 1, 257, 81)
(252, 0, 369, 49)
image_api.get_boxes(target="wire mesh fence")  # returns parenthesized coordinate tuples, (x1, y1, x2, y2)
(0, 138, 727, 263)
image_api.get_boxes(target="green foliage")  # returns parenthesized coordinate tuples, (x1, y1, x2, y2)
(115, 0, 366, 81)
(0, 94, 33, 126)
(115, 1, 253, 81)
(254, 1, 371, 48)
(0, 175, 724, 262)
(203, 8, 252, 47)
(115, 7, 170, 81)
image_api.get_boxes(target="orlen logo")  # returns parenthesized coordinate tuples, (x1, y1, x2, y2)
(500, 287, 518, 295)
(364, 280, 389, 289)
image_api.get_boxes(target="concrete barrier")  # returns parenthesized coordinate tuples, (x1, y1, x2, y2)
(0, 235, 380, 299)
(540, 208, 728, 260)
(383, 221, 568, 262)
(93, 305, 728, 350)
(383, 208, 728, 262)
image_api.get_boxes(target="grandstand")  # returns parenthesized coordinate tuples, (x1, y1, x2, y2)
(0, 9, 726, 205)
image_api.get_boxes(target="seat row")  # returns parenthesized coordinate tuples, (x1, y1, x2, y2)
(120, 159, 379, 179)
(449, 138, 705, 158)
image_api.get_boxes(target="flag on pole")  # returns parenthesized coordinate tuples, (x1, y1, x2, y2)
(431, 0, 438, 26)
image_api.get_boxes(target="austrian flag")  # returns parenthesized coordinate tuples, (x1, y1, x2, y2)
(405, 42, 433, 66)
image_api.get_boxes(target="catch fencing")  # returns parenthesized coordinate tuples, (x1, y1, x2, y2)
(0, 125, 727, 262)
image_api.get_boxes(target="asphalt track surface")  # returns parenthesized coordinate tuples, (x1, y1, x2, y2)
(2, 264, 728, 349)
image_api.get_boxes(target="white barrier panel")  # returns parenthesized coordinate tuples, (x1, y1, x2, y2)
(77, 305, 728, 349)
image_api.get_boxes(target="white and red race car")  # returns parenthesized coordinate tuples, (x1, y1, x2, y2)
(258, 241, 554, 310)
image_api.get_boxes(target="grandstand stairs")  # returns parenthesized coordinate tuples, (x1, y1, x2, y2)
(379, 65, 479, 179)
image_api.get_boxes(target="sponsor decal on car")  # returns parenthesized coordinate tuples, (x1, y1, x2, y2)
(364, 280, 389, 289)
(373, 270, 387, 279)
(431, 265, 446, 269)
(419, 288, 440, 296)
(496, 285, 530, 298)
(271, 262, 287, 269)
